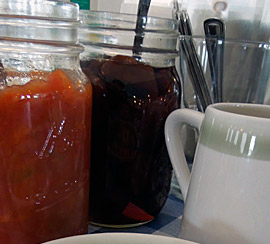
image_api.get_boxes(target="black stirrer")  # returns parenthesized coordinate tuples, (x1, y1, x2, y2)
(132, 0, 151, 58)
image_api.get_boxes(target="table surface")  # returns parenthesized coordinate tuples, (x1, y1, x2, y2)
(88, 183, 184, 238)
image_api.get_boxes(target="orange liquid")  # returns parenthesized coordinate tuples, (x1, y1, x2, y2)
(0, 70, 92, 244)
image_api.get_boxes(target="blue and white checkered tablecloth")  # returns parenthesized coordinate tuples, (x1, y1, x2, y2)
(88, 185, 184, 238)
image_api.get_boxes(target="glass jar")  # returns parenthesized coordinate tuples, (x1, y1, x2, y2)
(79, 11, 181, 227)
(0, 1, 92, 243)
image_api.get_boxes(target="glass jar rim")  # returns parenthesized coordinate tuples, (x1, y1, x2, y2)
(80, 10, 178, 26)
(0, 37, 84, 55)
(0, 0, 79, 20)
(79, 10, 178, 33)
(180, 35, 270, 49)
(79, 10, 180, 59)
(0, 0, 80, 45)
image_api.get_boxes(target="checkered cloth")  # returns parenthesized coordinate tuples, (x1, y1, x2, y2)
(88, 190, 184, 238)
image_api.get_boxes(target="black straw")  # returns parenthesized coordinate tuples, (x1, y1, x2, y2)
(132, 0, 151, 58)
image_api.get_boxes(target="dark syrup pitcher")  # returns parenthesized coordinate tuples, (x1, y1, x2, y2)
(79, 11, 181, 227)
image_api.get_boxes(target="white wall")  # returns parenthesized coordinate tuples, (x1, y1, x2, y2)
(91, 0, 124, 12)
(90, 0, 175, 19)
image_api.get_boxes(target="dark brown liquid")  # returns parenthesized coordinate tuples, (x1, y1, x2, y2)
(81, 55, 181, 226)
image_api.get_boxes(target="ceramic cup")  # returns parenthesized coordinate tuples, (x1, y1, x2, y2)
(165, 103, 270, 244)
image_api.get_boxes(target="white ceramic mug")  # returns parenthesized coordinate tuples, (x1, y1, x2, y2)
(165, 103, 270, 244)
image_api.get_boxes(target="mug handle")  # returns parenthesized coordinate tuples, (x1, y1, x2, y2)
(165, 108, 204, 201)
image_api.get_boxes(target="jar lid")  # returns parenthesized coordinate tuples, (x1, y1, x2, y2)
(0, 0, 81, 45)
